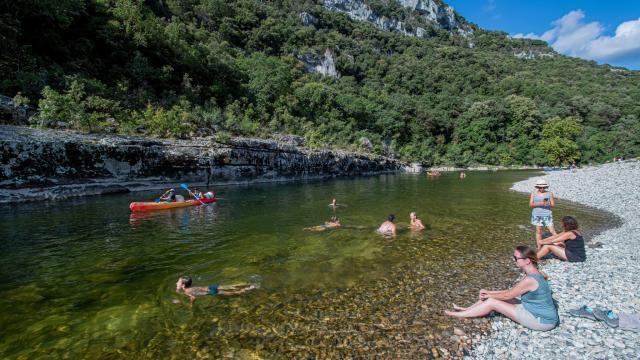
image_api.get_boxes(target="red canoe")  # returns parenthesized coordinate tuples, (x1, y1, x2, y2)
(129, 197, 216, 212)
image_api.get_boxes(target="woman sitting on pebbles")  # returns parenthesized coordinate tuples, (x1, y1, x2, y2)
(445, 246, 559, 331)
(536, 215, 586, 262)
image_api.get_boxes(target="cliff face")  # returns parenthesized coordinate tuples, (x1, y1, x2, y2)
(323, 0, 473, 40)
(0, 126, 403, 203)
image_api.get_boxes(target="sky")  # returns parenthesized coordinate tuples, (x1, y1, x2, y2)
(446, 0, 640, 70)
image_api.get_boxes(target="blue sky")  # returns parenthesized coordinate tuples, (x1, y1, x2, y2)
(446, 0, 640, 69)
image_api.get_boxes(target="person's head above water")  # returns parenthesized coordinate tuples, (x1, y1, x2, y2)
(176, 276, 192, 290)
(387, 214, 395, 222)
(410, 212, 417, 219)
(562, 216, 578, 231)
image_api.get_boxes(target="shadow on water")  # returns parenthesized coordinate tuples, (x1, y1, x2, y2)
(0, 171, 616, 358)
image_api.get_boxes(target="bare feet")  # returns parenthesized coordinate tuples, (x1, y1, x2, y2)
(452, 303, 466, 311)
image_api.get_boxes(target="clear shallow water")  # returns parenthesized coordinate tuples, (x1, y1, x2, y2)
(0, 172, 613, 358)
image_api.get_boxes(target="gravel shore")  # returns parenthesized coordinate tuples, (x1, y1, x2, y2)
(469, 160, 640, 359)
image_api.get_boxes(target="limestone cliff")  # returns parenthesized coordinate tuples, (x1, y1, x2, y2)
(323, 0, 473, 40)
(0, 126, 403, 203)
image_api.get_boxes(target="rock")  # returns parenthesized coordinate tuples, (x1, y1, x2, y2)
(323, 0, 473, 41)
(300, 12, 318, 28)
(298, 49, 340, 78)
(453, 327, 465, 337)
(0, 125, 404, 203)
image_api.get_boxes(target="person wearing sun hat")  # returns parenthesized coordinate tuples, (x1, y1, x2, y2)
(529, 179, 557, 246)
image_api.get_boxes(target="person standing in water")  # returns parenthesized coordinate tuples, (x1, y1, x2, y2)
(459, 171, 466, 179)
(378, 214, 397, 236)
(409, 212, 425, 230)
(329, 198, 337, 210)
(176, 276, 256, 305)
(530, 179, 557, 245)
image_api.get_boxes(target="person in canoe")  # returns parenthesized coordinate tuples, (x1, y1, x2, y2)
(176, 276, 256, 305)
(409, 212, 425, 230)
(305, 216, 342, 232)
(191, 188, 203, 199)
(377, 214, 397, 236)
(159, 188, 177, 202)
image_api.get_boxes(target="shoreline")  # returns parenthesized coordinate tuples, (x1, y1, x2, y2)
(470, 160, 640, 359)
(0, 125, 404, 204)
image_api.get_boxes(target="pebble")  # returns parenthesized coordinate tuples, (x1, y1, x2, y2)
(469, 161, 640, 359)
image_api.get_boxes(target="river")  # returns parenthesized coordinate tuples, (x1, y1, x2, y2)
(0, 171, 613, 358)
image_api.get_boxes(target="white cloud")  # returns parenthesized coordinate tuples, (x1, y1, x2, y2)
(513, 10, 640, 68)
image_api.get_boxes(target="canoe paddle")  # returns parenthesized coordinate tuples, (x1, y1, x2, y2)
(180, 183, 208, 206)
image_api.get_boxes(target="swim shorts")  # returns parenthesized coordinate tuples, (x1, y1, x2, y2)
(515, 304, 557, 331)
(531, 215, 554, 227)
(208, 285, 219, 295)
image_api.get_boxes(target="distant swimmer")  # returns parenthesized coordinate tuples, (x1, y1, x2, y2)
(409, 212, 425, 230)
(460, 171, 466, 179)
(329, 198, 346, 208)
(377, 214, 397, 236)
(305, 217, 342, 232)
(176, 276, 256, 305)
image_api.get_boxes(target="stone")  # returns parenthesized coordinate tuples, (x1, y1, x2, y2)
(0, 125, 404, 203)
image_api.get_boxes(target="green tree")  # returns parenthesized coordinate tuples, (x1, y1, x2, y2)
(538, 116, 582, 165)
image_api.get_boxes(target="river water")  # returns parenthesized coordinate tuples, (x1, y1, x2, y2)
(0, 171, 613, 358)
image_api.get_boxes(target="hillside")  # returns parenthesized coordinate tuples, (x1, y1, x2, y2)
(1, 0, 639, 166)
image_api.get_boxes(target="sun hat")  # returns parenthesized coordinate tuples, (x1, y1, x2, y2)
(535, 179, 549, 188)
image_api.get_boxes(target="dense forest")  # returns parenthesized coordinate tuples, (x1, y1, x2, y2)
(1, 0, 639, 165)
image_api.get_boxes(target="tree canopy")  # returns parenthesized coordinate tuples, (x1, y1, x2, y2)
(1, 0, 639, 166)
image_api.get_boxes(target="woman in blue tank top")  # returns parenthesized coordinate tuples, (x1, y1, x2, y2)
(537, 216, 586, 262)
(445, 246, 559, 331)
(530, 179, 557, 245)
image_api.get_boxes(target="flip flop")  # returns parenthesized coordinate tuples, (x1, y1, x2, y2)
(568, 305, 597, 321)
(593, 309, 619, 328)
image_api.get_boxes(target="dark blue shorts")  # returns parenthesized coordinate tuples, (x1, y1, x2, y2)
(208, 285, 219, 295)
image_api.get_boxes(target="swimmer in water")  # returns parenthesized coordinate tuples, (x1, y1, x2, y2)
(176, 276, 256, 305)
(305, 216, 342, 232)
(409, 211, 425, 230)
(377, 214, 397, 236)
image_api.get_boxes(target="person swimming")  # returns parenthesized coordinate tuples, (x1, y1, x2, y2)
(377, 214, 397, 236)
(175, 276, 256, 305)
(305, 217, 342, 232)
(409, 212, 425, 230)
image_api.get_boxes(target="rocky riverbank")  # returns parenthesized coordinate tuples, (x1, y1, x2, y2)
(470, 160, 640, 359)
(0, 126, 404, 203)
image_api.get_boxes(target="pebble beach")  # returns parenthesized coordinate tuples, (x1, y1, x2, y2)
(470, 160, 640, 359)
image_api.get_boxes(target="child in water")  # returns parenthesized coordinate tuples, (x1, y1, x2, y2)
(176, 276, 256, 304)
